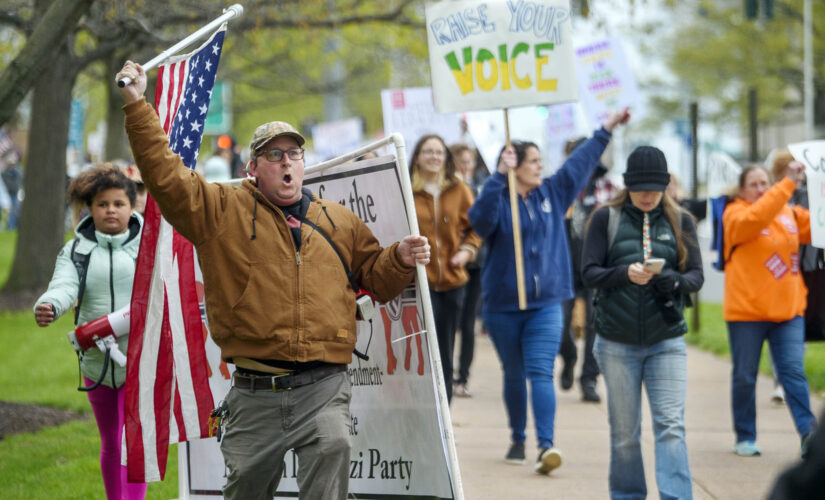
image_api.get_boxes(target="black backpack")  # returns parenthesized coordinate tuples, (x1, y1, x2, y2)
(710, 195, 735, 271)
(69, 238, 91, 326)
(802, 247, 825, 342)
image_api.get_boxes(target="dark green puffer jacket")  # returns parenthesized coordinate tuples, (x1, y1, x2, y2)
(581, 202, 704, 346)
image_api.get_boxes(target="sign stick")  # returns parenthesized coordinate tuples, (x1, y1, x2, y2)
(504, 108, 527, 310)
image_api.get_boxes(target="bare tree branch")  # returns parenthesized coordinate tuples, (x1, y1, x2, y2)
(0, 0, 95, 127)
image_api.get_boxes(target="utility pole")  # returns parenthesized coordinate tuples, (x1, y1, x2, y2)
(749, 88, 758, 161)
(690, 102, 700, 332)
(322, 0, 346, 123)
(743, 0, 775, 159)
(804, 0, 814, 139)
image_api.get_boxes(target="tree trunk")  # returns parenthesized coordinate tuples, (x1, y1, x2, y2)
(2, 41, 78, 294)
(104, 54, 132, 162)
(0, 0, 94, 127)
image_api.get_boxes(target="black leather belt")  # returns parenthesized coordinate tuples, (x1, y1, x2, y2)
(232, 364, 346, 393)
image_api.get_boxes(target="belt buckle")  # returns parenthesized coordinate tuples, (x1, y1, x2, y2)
(271, 372, 293, 393)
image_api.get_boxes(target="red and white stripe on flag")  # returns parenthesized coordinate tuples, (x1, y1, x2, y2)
(125, 26, 226, 483)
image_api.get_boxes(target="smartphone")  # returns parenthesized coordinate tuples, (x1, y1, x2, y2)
(643, 258, 665, 274)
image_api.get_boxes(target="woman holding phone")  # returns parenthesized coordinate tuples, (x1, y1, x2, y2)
(581, 146, 704, 500)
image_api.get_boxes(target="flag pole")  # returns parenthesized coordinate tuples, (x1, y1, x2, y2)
(117, 3, 244, 88)
(504, 108, 527, 310)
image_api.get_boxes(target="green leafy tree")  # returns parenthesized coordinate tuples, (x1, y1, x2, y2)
(650, 0, 824, 132)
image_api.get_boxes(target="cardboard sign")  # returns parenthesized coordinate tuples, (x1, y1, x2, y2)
(426, 0, 578, 113)
(788, 141, 825, 248)
(312, 117, 364, 161)
(706, 151, 742, 198)
(380, 87, 464, 156)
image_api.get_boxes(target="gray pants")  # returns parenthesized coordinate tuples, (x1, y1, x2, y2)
(220, 372, 352, 500)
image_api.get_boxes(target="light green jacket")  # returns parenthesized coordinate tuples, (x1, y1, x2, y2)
(35, 214, 142, 388)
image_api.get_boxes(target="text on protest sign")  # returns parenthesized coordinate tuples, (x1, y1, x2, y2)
(574, 38, 643, 129)
(426, 0, 578, 113)
(789, 141, 825, 249)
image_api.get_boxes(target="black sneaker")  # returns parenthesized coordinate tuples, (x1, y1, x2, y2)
(535, 447, 562, 474)
(581, 382, 601, 403)
(505, 442, 526, 465)
(560, 362, 574, 391)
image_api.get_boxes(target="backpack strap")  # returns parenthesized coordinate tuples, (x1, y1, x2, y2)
(70, 238, 91, 326)
(607, 205, 621, 251)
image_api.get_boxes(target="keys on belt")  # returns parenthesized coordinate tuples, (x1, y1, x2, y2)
(208, 399, 228, 442)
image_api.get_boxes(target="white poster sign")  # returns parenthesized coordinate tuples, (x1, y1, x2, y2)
(181, 156, 456, 499)
(466, 103, 581, 176)
(789, 141, 825, 248)
(312, 117, 364, 161)
(706, 151, 742, 198)
(426, 0, 578, 113)
(574, 38, 643, 128)
(380, 87, 464, 156)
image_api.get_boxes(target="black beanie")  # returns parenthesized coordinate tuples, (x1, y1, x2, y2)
(623, 146, 670, 192)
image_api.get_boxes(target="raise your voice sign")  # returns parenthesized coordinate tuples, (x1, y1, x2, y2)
(426, 0, 578, 114)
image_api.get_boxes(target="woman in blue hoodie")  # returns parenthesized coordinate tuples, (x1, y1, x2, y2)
(469, 109, 629, 474)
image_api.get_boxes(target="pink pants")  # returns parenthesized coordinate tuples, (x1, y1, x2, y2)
(85, 378, 148, 500)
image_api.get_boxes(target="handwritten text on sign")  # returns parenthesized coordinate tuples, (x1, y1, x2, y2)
(426, 0, 578, 113)
(788, 141, 825, 249)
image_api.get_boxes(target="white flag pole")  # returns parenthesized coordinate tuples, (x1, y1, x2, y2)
(117, 3, 244, 88)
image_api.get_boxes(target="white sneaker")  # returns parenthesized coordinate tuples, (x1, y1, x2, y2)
(771, 386, 785, 405)
(535, 447, 562, 474)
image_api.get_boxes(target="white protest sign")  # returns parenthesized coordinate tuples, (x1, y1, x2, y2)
(181, 156, 455, 499)
(381, 87, 464, 156)
(706, 151, 742, 198)
(426, 0, 578, 113)
(466, 102, 583, 175)
(312, 117, 364, 161)
(574, 38, 643, 129)
(789, 141, 825, 248)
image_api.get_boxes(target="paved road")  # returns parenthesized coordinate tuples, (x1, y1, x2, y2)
(449, 336, 823, 499)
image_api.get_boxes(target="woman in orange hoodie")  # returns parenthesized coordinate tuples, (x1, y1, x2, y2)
(410, 134, 481, 403)
(723, 161, 816, 458)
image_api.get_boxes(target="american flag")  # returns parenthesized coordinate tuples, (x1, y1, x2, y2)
(125, 26, 225, 483)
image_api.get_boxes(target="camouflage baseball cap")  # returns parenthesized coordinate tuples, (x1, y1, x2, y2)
(249, 121, 305, 154)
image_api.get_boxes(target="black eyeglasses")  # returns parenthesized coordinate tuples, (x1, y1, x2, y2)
(258, 148, 305, 162)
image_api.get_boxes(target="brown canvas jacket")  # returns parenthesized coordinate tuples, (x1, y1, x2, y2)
(124, 98, 415, 364)
(414, 181, 481, 291)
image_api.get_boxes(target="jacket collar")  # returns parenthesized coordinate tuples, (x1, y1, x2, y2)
(623, 200, 663, 222)
(75, 213, 142, 247)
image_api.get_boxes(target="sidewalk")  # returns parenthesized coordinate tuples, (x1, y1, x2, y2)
(449, 336, 823, 499)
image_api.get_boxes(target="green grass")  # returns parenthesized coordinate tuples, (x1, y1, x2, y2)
(0, 308, 179, 499)
(0, 419, 177, 499)
(686, 302, 825, 396)
(0, 231, 16, 286)
(0, 228, 179, 499)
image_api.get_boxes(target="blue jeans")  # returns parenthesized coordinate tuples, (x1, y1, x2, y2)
(483, 305, 562, 449)
(593, 336, 692, 500)
(727, 317, 816, 442)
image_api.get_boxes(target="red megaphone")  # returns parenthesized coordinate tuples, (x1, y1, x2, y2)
(68, 305, 131, 353)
